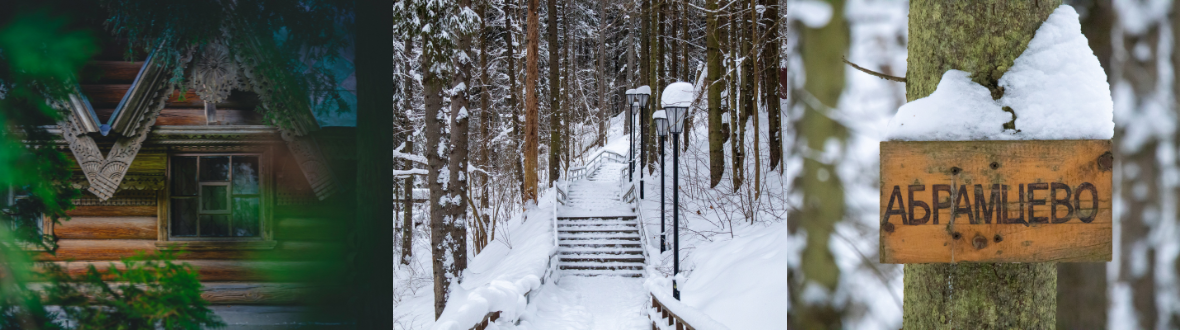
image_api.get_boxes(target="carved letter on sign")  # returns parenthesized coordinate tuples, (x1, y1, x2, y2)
(879, 140, 1113, 264)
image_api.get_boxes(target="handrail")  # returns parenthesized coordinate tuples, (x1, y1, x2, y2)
(648, 292, 731, 330)
(567, 150, 627, 182)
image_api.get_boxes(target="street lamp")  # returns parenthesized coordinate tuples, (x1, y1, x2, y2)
(661, 81, 692, 300)
(653, 110, 669, 254)
(633, 86, 650, 199)
(625, 89, 638, 183)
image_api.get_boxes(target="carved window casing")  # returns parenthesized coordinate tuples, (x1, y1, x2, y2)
(160, 146, 274, 248)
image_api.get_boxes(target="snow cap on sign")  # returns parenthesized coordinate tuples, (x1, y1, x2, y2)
(653, 110, 667, 119)
(885, 5, 1114, 141)
(635, 85, 651, 95)
(661, 82, 696, 108)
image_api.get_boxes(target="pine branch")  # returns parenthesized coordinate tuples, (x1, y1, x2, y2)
(842, 56, 906, 83)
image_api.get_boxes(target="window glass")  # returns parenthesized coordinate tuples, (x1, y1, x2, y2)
(232, 156, 260, 194)
(199, 214, 229, 237)
(172, 157, 198, 196)
(171, 198, 198, 236)
(171, 155, 263, 239)
(199, 156, 230, 181)
(201, 185, 229, 211)
(232, 197, 259, 237)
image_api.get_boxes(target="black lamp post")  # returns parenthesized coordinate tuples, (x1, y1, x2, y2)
(633, 86, 650, 199)
(625, 89, 636, 182)
(661, 82, 691, 300)
(653, 110, 669, 254)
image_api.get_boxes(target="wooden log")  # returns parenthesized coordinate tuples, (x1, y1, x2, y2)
(164, 89, 261, 109)
(43, 260, 318, 282)
(27, 282, 325, 305)
(156, 109, 264, 126)
(81, 61, 144, 84)
(200, 282, 319, 305)
(37, 239, 340, 262)
(55, 217, 156, 239)
(66, 205, 156, 217)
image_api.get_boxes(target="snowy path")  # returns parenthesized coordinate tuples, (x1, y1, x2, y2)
(526, 277, 649, 330)
(525, 160, 649, 329)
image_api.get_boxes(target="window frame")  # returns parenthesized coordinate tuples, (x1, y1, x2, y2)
(161, 148, 274, 245)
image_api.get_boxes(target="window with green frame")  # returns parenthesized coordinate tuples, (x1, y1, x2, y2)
(170, 155, 262, 238)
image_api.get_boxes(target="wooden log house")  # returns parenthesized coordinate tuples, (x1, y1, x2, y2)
(26, 36, 356, 307)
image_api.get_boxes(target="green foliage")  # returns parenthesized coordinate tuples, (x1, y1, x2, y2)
(39, 252, 226, 330)
(0, 9, 221, 330)
(101, 0, 354, 131)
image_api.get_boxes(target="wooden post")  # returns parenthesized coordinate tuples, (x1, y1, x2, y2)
(903, 1, 1061, 328)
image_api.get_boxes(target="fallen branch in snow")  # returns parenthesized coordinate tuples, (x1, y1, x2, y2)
(842, 56, 906, 83)
(393, 169, 428, 177)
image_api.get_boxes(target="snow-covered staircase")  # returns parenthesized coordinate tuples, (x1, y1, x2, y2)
(558, 162, 645, 277)
(557, 216, 644, 277)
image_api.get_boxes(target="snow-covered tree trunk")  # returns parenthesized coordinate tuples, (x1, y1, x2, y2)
(786, 0, 848, 327)
(761, 0, 783, 171)
(902, 1, 1060, 328)
(476, 0, 493, 253)
(727, 1, 743, 189)
(399, 35, 415, 265)
(504, 0, 525, 201)
(444, 0, 475, 293)
(523, 0, 541, 204)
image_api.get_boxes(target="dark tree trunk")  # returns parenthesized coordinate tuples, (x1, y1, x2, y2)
(399, 35, 415, 265)
(761, 0, 782, 171)
(547, 0, 562, 186)
(354, 0, 393, 326)
(1056, 0, 1111, 327)
(903, 1, 1060, 328)
(703, 0, 722, 187)
(443, 0, 473, 295)
(504, 0, 525, 200)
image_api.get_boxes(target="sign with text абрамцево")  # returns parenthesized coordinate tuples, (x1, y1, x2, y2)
(879, 140, 1113, 264)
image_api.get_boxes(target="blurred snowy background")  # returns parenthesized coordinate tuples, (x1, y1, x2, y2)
(786, 0, 1180, 328)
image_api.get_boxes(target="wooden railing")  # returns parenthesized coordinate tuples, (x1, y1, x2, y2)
(470, 311, 500, 330)
(648, 292, 730, 330)
(568, 150, 627, 182)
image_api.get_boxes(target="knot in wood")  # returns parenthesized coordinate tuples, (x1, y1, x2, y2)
(973, 234, 988, 250)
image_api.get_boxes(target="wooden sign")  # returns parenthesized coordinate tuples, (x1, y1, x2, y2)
(879, 140, 1112, 264)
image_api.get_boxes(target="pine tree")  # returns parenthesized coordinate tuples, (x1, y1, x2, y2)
(522, 0, 541, 203)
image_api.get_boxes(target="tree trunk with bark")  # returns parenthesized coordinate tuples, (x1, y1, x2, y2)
(903, 1, 1060, 328)
(727, 0, 742, 189)
(523, 0, 541, 203)
(597, 0, 608, 148)
(400, 35, 415, 265)
(786, 0, 847, 327)
(548, 0, 562, 186)
(706, 0, 723, 188)
(443, 0, 474, 292)
(761, 0, 782, 171)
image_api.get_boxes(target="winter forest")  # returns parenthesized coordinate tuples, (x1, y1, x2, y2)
(4, 0, 1180, 328)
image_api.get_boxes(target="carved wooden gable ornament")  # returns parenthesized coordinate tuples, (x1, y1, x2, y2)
(60, 44, 339, 202)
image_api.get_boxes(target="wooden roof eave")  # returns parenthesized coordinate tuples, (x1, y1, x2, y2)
(58, 47, 180, 201)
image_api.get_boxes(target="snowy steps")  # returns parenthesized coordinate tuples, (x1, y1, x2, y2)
(557, 216, 645, 278)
